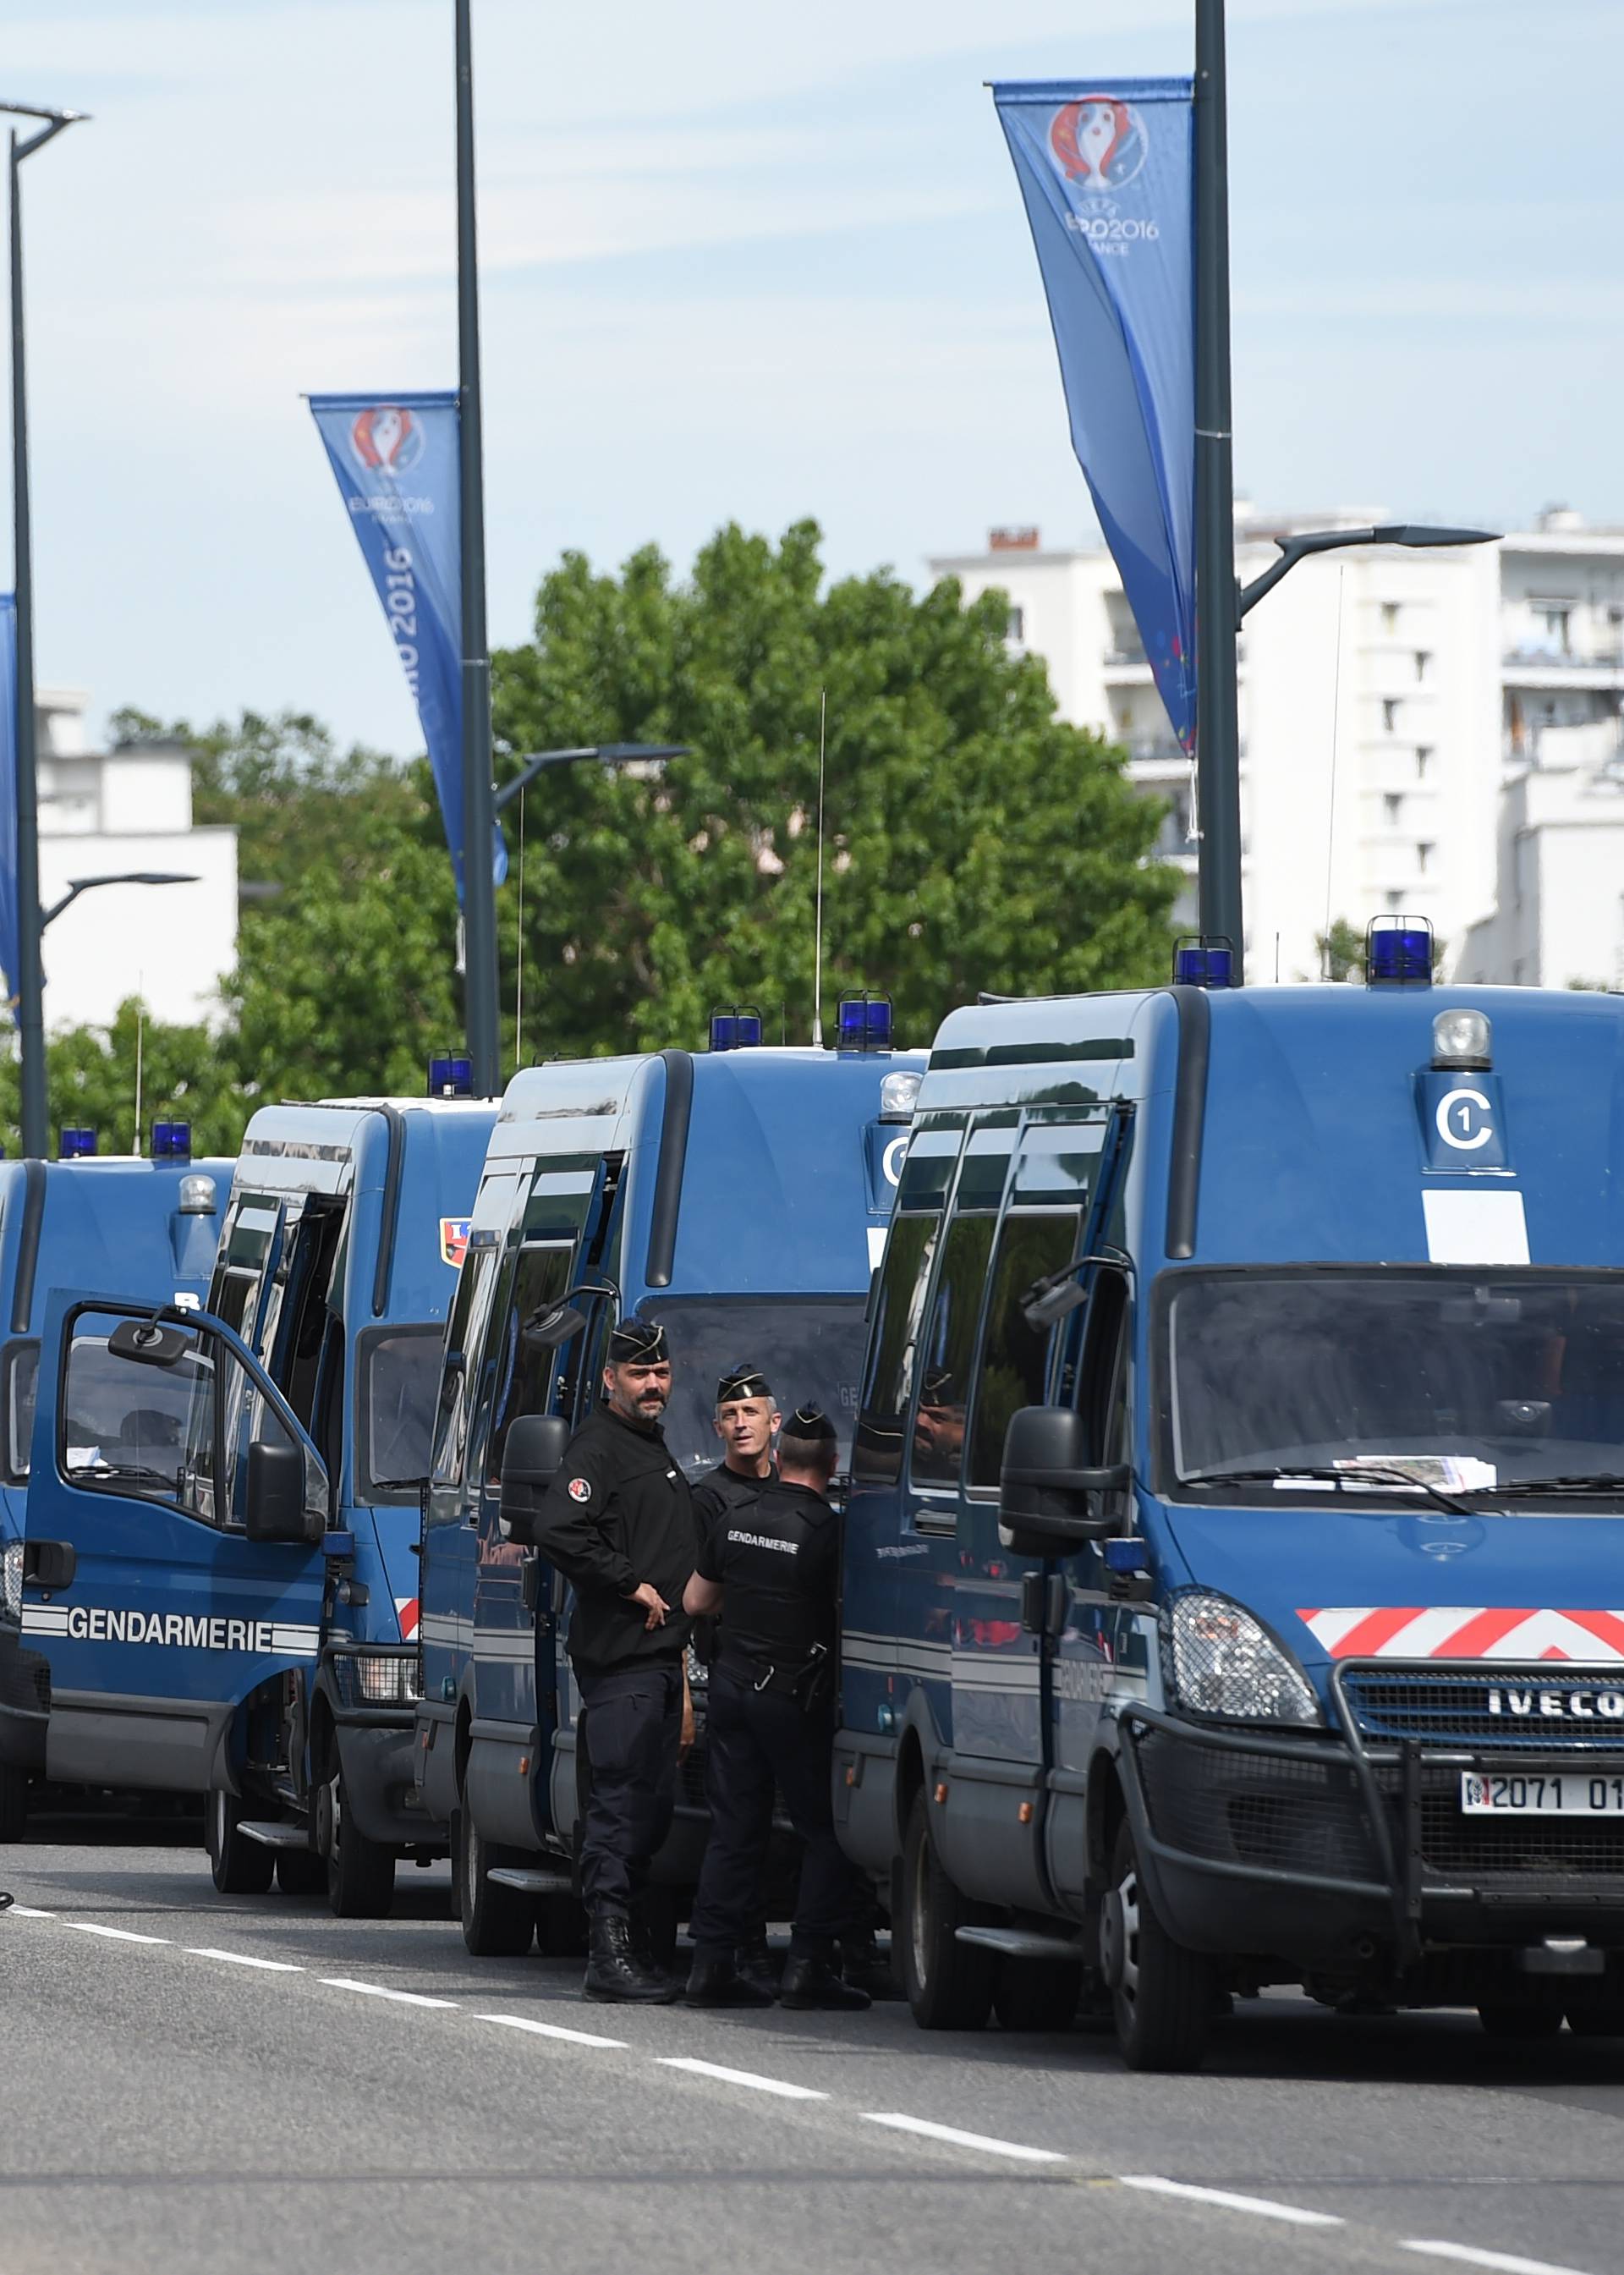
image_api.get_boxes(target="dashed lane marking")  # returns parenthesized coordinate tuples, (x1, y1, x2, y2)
(1403, 2245, 1596, 2275)
(863, 2113, 1066, 2163)
(316, 1977, 458, 2008)
(8, 1905, 55, 1917)
(186, 1947, 304, 1972)
(659, 2057, 829, 2101)
(477, 2013, 627, 2049)
(63, 1921, 171, 1945)
(1120, 2175, 1344, 2227)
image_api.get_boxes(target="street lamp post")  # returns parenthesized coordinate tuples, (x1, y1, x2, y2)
(3, 99, 86, 1159)
(40, 870, 199, 932)
(492, 742, 690, 816)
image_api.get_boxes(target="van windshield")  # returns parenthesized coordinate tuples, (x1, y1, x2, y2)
(1165, 1269, 1624, 1497)
(634, 1296, 866, 1481)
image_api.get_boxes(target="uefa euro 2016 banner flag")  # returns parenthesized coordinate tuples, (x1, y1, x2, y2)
(0, 595, 19, 1004)
(308, 393, 504, 893)
(992, 82, 1197, 755)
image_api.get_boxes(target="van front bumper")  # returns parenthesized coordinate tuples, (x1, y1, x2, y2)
(0, 1623, 49, 1773)
(1118, 1706, 1624, 1968)
(325, 1649, 444, 1852)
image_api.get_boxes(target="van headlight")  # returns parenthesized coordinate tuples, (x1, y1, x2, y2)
(1, 1539, 20, 1624)
(1163, 1592, 1321, 1726)
(355, 1652, 421, 1706)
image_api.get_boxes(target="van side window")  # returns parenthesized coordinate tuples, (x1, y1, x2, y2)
(912, 1216, 996, 1487)
(208, 1195, 279, 1341)
(430, 1245, 496, 1491)
(966, 1210, 1082, 1487)
(853, 1214, 936, 1483)
(483, 1242, 575, 1491)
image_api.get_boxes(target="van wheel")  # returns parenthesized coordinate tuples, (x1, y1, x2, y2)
(206, 1788, 275, 1896)
(1566, 2003, 1624, 2037)
(456, 1805, 535, 1957)
(0, 1761, 27, 1843)
(321, 1767, 395, 1919)
(274, 1846, 326, 1897)
(993, 1955, 1082, 2033)
(1102, 1820, 1210, 2071)
(898, 1788, 995, 2030)
(1479, 2003, 1562, 2040)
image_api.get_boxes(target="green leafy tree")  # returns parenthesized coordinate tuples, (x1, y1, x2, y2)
(491, 520, 1177, 1057)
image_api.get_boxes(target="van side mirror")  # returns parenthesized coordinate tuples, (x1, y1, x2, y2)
(22, 1536, 76, 1591)
(501, 1413, 572, 1545)
(998, 1406, 1127, 1557)
(244, 1437, 321, 1546)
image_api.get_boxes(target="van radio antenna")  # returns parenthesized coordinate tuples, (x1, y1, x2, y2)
(133, 983, 145, 1155)
(1320, 563, 1347, 975)
(811, 690, 827, 1047)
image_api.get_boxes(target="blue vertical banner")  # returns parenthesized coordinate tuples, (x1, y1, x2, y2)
(992, 82, 1197, 753)
(308, 393, 504, 893)
(0, 596, 19, 1006)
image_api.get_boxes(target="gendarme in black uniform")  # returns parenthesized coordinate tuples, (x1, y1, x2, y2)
(685, 1404, 870, 2011)
(535, 1317, 697, 2000)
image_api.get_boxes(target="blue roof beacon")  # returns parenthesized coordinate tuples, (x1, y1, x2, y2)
(413, 1024, 924, 1954)
(16, 1072, 494, 1914)
(0, 1135, 233, 1838)
(836, 961, 1624, 2069)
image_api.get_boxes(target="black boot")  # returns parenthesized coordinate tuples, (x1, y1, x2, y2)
(779, 1953, 872, 2012)
(734, 1931, 780, 2001)
(686, 1952, 775, 2008)
(583, 1909, 680, 2004)
(839, 1933, 903, 2003)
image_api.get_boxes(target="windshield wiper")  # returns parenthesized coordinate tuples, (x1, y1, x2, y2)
(1183, 1464, 1476, 1517)
(82, 1461, 183, 1490)
(1479, 1472, 1624, 1499)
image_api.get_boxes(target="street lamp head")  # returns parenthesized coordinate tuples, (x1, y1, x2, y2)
(1370, 525, 1501, 549)
(0, 102, 90, 125)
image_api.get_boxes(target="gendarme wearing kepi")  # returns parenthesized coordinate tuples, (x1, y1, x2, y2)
(534, 1314, 697, 2004)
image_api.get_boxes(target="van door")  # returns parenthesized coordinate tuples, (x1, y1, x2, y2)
(21, 1292, 329, 1794)
(420, 1231, 503, 1715)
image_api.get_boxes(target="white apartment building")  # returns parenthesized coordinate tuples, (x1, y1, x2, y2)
(931, 508, 1624, 987)
(32, 690, 239, 1030)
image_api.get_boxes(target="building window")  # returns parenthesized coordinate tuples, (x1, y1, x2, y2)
(1385, 891, 1405, 911)
(1381, 602, 1400, 634)
(1417, 841, 1434, 875)
(1384, 793, 1402, 825)
(1414, 651, 1430, 681)
(1382, 699, 1400, 732)
(1540, 606, 1572, 653)
(1415, 746, 1433, 780)
(1006, 605, 1025, 645)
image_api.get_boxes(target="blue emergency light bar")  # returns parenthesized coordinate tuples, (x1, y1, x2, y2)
(151, 1120, 191, 1161)
(837, 993, 893, 1052)
(429, 1052, 475, 1098)
(59, 1127, 96, 1159)
(1366, 915, 1434, 987)
(1172, 942, 1235, 989)
(709, 1007, 763, 1052)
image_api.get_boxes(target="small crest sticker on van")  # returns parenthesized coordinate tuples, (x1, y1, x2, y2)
(440, 1217, 471, 1268)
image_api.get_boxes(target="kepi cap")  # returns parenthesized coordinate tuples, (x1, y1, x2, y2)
(780, 1403, 837, 1448)
(716, 1362, 772, 1405)
(608, 1316, 670, 1365)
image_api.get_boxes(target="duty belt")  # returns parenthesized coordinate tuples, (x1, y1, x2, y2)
(719, 1642, 832, 1710)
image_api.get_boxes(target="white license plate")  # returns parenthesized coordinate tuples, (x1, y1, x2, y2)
(1461, 1771, 1624, 1816)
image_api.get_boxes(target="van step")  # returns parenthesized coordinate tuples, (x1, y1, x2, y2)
(487, 1867, 573, 1896)
(955, 1926, 1086, 1964)
(238, 1821, 314, 1851)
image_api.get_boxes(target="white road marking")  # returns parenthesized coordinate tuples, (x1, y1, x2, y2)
(477, 2013, 627, 2050)
(1403, 2245, 1596, 2275)
(317, 1977, 458, 2009)
(186, 1947, 304, 1973)
(659, 2058, 829, 2101)
(8, 1905, 55, 1917)
(1120, 2175, 1343, 2227)
(63, 1921, 170, 1946)
(863, 2113, 1065, 2162)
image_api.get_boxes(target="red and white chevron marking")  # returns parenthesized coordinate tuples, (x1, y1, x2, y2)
(394, 1596, 420, 1641)
(1298, 1607, 1624, 1662)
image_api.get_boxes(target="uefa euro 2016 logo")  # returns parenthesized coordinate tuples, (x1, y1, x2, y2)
(1049, 96, 1148, 194)
(349, 404, 425, 476)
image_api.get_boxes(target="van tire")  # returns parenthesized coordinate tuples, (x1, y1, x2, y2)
(1566, 2003, 1624, 2037)
(1105, 1820, 1210, 2072)
(456, 1805, 535, 1957)
(1479, 2003, 1562, 2040)
(0, 1761, 27, 1843)
(275, 1845, 326, 1897)
(206, 1788, 275, 1896)
(899, 1788, 995, 2030)
(322, 1767, 395, 1919)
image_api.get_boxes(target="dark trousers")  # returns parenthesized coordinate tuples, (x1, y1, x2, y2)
(689, 1664, 864, 1961)
(575, 1659, 683, 1914)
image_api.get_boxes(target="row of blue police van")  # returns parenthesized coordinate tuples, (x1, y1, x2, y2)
(10, 936, 1624, 2070)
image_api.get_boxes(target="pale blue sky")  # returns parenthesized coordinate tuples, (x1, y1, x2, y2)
(7, 0, 1620, 755)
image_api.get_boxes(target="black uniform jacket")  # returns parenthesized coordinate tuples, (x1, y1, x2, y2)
(689, 1462, 776, 1663)
(695, 1478, 838, 1673)
(536, 1405, 700, 1674)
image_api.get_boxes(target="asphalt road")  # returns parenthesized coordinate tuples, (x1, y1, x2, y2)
(5, 1815, 1624, 2275)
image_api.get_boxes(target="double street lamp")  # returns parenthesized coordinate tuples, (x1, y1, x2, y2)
(4, 97, 88, 1157)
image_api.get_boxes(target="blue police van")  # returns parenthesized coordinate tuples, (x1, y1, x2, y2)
(0, 1132, 231, 1838)
(414, 1013, 924, 1956)
(15, 1086, 492, 1914)
(836, 935, 1624, 2068)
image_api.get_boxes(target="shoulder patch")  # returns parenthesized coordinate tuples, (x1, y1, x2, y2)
(567, 1476, 592, 1503)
